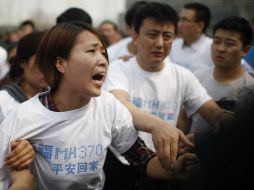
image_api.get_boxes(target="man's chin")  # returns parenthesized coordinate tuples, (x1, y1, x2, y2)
(151, 57, 165, 64)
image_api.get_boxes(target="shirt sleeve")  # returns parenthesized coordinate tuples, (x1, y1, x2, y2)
(182, 68, 211, 116)
(122, 137, 156, 175)
(103, 60, 130, 93)
(110, 94, 138, 154)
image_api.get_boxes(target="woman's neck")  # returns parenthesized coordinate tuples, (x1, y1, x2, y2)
(52, 85, 90, 112)
(20, 81, 42, 99)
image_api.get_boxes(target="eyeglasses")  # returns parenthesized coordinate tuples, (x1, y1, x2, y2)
(179, 17, 197, 24)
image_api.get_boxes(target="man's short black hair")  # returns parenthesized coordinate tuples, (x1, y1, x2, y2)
(134, 2, 178, 34)
(19, 20, 35, 29)
(213, 16, 253, 46)
(184, 2, 211, 33)
(56, 7, 92, 25)
(124, 1, 148, 27)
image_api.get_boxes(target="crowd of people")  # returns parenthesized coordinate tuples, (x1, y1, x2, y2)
(0, 1, 253, 190)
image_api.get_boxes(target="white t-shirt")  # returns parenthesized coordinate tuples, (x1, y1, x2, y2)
(170, 35, 213, 76)
(107, 37, 132, 63)
(0, 90, 23, 190)
(0, 91, 138, 190)
(104, 56, 211, 150)
(0, 90, 20, 123)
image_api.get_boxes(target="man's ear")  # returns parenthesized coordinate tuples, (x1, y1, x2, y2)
(132, 31, 139, 47)
(242, 45, 250, 57)
(125, 25, 132, 36)
(55, 57, 65, 73)
(197, 21, 204, 34)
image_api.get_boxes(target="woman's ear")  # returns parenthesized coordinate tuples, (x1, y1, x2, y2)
(55, 57, 65, 73)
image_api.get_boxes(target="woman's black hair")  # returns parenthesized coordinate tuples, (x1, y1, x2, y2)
(9, 31, 45, 81)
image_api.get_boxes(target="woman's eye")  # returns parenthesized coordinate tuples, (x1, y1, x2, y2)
(87, 49, 95, 53)
(102, 52, 107, 57)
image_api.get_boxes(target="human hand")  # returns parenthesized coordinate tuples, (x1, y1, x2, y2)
(178, 133, 196, 155)
(8, 169, 35, 190)
(151, 124, 194, 174)
(4, 140, 35, 169)
(175, 153, 201, 180)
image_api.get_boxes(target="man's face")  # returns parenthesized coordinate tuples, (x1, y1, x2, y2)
(134, 18, 175, 71)
(212, 29, 248, 69)
(99, 23, 120, 46)
(19, 25, 34, 38)
(177, 9, 202, 40)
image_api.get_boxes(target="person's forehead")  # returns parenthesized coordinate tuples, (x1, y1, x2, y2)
(214, 29, 242, 41)
(180, 9, 196, 18)
(75, 31, 102, 46)
(141, 18, 175, 30)
(101, 23, 114, 28)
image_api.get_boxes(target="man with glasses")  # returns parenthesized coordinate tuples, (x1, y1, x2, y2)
(170, 3, 212, 76)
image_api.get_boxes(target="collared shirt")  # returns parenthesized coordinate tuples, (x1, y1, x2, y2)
(170, 35, 213, 76)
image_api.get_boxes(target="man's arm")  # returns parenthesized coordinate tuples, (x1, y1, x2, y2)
(122, 137, 200, 180)
(147, 153, 200, 180)
(197, 100, 226, 127)
(176, 108, 192, 134)
(110, 89, 193, 171)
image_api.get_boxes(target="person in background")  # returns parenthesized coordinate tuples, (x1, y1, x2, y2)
(0, 31, 19, 51)
(170, 2, 213, 76)
(98, 20, 123, 47)
(56, 7, 92, 25)
(18, 20, 36, 39)
(190, 16, 254, 134)
(170, 3, 253, 77)
(0, 31, 48, 122)
(0, 31, 47, 190)
(107, 1, 148, 62)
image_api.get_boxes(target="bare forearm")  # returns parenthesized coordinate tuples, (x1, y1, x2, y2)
(198, 100, 224, 126)
(8, 182, 34, 190)
(147, 153, 201, 181)
(176, 108, 191, 134)
(124, 101, 165, 132)
(110, 90, 164, 132)
(146, 157, 175, 180)
(9, 169, 35, 190)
